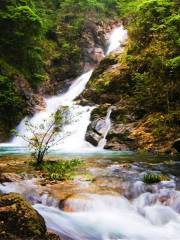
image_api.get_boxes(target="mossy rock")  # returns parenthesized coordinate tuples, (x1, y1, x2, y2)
(0, 193, 46, 240)
(89, 54, 118, 83)
(90, 104, 111, 121)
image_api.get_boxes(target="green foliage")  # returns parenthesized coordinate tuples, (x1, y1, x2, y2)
(144, 112, 180, 137)
(0, 75, 26, 130)
(117, 0, 180, 114)
(143, 172, 161, 184)
(0, 1, 44, 84)
(0, 0, 120, 139)
(15, 107, 71, 164)
(32, 159, 83, 180)
(87, 0, 179, 127)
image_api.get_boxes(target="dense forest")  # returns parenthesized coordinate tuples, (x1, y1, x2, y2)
(0, 0, 179, 152)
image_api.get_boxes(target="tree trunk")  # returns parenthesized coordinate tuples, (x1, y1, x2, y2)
(37, 151, 44, 165)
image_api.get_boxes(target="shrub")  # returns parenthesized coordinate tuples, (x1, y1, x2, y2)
(32, 159, 83, 181)
(143, 172, 161, 184)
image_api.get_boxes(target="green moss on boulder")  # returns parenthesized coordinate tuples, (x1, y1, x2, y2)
(0, 193, 46, 240)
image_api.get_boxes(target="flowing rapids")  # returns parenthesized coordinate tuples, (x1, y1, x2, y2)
(0, 25, 128, 152)
(1, 155, 180, 240)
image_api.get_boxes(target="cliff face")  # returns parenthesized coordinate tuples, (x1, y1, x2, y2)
(83, 51, 180, 154)
(82, 0, 180, 154)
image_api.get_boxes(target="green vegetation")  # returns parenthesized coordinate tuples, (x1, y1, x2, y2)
(32, 159, 83, 181)
(0, 75, 26, 131)
(86, 0, 180, 152)
(143, 172, 162, 184)
(15, 107, 70, 164)
(0, 0, 119, 140)
(89, 0, 179, 114)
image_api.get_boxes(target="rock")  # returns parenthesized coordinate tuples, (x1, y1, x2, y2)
(85, 104, 112, 146)
(0, 193, 46, 240)
(173, 138, 180, 153)
(85, 122, 102, 146)
(105, 123, 137, 151)
(0, 173, 22, 183)
(46, 232, 61, 240)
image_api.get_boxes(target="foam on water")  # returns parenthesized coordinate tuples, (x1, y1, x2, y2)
(1, 176, 180, 240)
(34, 191, 180, 240)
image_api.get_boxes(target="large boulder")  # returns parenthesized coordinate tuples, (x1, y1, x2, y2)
(85, 119, 103, 146)
(85, 104, 112, 146)
(173, 138, 180, 153)
(0, 193, 46, 240)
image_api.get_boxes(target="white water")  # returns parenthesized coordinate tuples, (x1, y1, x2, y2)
(9, 26, 128, 151)
(1, 177, 180, 240)
(34, 191, 180, 240)
(98, 107, 112, 149)
(1, 25, 128, 152)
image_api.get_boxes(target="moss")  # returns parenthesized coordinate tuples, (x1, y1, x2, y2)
(90, 104, 111, 120)
(143, 173, 161, 184)
(0, 193, 46, 239)
(90, 54, 118, 83)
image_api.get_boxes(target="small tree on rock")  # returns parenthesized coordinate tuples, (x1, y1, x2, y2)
(15, 107, 70, 164)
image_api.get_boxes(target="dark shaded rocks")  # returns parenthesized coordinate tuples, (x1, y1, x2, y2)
(0, 193, 46, 240)
(85, 104, 111, 146)
(85, 119, 104, 146)
(46, 232, 61, 240)
(85, 103, 138, 150)
(0, 193, 61, 239)
(173, 139, 180, 153)
(82, 21, 109, 70)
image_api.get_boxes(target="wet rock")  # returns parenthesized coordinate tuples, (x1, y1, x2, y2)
(85, 104, 113, 146)
(0, 193, 46, 240)
(0, 173, 22, 183)
(105, 123, 137, 151)
(26, 93, 46, 115)
(85, 124, 102, 146)
(172, 138, 180, 153)
(86, 114, 110, 146)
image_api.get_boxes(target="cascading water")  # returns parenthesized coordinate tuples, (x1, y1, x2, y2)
(1, 169, 180, 240)
(98, 107, 112, 149)
(1, 22, 179, 240)
(4, 25, 128, 152)
(34, 190, 180, 240)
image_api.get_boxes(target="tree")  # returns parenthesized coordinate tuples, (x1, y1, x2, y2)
(15, 107, 70, 164)
(0, 75, 26, 130)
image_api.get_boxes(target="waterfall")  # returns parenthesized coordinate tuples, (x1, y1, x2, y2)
(4, 25, 128, 152)
(98, 107, 112, 149)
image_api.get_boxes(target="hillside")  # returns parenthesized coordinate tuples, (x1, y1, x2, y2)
(83, 0, 180, 153)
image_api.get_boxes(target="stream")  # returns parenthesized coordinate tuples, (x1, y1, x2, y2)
(0, 152, 180, 240)
(0, 25, 180, 239)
